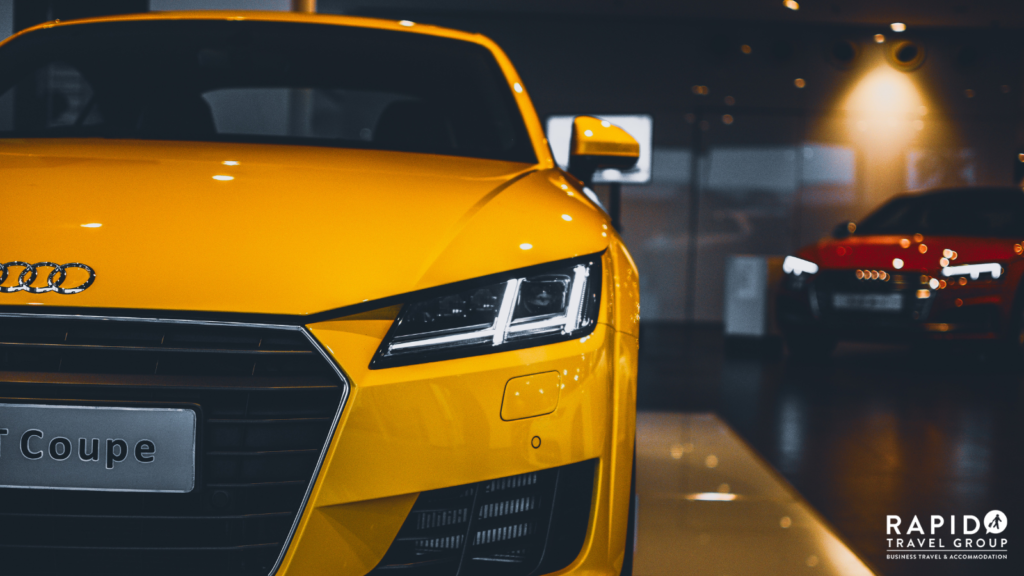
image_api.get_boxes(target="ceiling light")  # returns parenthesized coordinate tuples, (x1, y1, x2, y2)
(891, 22, 907, 32)
(784, 0, 800, 10)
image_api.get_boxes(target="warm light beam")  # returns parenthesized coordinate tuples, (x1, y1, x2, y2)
(841, 66, 926, 148)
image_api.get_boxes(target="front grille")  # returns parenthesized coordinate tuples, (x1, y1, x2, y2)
(813, 270, 931, 325)
(0, 314, 347, 575)
(373, 459, 595, 576)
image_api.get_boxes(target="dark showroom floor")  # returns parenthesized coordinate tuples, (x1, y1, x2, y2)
(635, 324, 1024, 576)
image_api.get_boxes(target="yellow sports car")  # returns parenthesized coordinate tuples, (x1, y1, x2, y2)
(0, 10, 640, 576)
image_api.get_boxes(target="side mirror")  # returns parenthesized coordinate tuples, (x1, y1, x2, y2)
(567, 116, 640, 187)
(832, 221, 857, 239)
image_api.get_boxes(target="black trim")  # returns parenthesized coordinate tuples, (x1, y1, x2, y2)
(369, 253, 604, 369)
(530, 459, 597, 576)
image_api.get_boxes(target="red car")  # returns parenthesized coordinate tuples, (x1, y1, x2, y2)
(777, 187, 1024, 357)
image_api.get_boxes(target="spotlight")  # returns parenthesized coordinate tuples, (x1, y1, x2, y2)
(874, 34, 886, 43)
(888, 40, 926, 71)
(891, 22, 907, 32)
(827, 39, 859, 70)
(784, 0, 800, 10)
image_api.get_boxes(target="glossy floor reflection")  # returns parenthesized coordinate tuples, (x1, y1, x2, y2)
(635, 412, 876, 576)
(636, 323, 1023, 576)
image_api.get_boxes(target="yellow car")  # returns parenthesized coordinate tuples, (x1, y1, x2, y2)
(0, 11, 640, 576)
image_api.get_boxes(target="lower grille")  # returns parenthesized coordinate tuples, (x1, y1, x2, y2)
(373, 459, 596, 576)
(0, 314, 347, 575)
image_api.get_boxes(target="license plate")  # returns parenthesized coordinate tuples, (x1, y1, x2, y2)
(831, 292, 903, 313)
(0, 403, 195, 492)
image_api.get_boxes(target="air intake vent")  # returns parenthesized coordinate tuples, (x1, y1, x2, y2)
(0, 314, 347, 575)
(372, 459, 595, 576)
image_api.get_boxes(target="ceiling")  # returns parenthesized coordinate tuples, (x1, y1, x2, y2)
(324, 0, 1024, 29)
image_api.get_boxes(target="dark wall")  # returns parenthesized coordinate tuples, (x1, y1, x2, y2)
(325, 5, 1024, 148)
(13, 0, 147, 32)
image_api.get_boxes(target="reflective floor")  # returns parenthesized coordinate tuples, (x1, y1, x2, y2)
(635, 412, 876, 576)
(636, 324, 1024, 576)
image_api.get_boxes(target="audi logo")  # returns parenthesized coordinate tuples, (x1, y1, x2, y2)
(0, 262, 96, 295)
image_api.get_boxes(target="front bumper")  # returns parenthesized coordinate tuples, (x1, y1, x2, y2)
(277, 318, 638, 576)
(777, 269, 1011, 340)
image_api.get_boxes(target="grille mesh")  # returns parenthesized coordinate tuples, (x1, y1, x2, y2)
(0, 315, 346, 575)
(372, 459, 595, 576)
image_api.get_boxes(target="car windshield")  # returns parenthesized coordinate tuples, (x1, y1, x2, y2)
(856, 187, 1024, 237)
(0, 19, 536, 163)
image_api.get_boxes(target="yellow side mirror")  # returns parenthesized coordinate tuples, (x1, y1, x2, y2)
(568, 116, 640, 185)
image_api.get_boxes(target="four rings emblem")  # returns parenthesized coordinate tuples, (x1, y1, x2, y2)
(0, 262, 97, 295)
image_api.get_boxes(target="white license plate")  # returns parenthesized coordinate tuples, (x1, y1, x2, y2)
(0, 403, 195, 492)
(831, 292, 903, 313)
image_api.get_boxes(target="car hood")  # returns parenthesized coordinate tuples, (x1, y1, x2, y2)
(801, 235, 1020, 271)
(0, 139, 608, 317)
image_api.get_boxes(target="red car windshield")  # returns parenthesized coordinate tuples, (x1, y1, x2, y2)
(0, 19, 536, 163)
(855, 187, 1024, 238)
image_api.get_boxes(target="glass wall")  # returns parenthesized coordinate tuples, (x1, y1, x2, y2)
(616, 112, 1015, 323)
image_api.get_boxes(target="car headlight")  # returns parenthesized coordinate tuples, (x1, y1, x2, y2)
(941, 262, 1004, 280)
(371, 255, 602, 368)
(782, 256, 819, 276)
